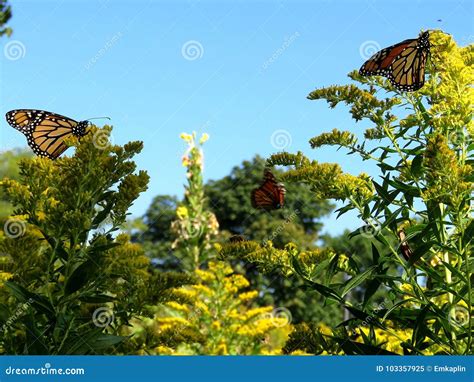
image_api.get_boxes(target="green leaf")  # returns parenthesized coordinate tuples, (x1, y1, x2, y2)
(341, 265, 378, 298)
(91, 201, 114, 229)
(411, 154, 424, 177)
(79, 294, 117, 303)
(24, 315, 50, 355)
(462, 219, 474, 247)
(363, 276, 383, 307)
(408, 241, 435, 265)
(5, 281, 55, 316)
(90, 334, 126, 350)
(64, 260, 96, 295)
(334, 337, 398, 355)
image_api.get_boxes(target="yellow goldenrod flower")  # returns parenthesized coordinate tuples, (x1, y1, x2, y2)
(36, 211, 46, 221)
(176, 206, 189, 219)
(199, 133, 209, 144)
(180, 132, 193, 142)
(238, 291, 258, 301)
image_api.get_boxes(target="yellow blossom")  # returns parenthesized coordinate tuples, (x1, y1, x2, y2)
(238, 291, 258, 301)
(199, 133, 209, 144)
(36, 211, 46, 221)
(180, 132, 193, 142)
(166, 301, 190, 313)
(176, 206, 188, 219)
(195, 269, 215, 283)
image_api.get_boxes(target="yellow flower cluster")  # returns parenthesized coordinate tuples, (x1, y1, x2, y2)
(423, 133, 472, 207)
(427, 32, 473, 136)
(0, 271, 13, 287)
(143, 261, 290, 355)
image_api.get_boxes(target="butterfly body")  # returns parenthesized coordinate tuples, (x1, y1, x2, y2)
(6, 109, 90, 159)
(359, 31, 430, 92)
(251, 169, 286, 211)
(397, 229, 413, 261)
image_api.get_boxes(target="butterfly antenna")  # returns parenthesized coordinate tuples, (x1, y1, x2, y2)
(85, 116, 111, 122)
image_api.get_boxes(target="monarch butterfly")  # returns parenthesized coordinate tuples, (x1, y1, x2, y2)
(251, 169, 286, 211)
(397, 229, 413, 261)
(5, 109, 91, 159)
(359, 31, 430, 92)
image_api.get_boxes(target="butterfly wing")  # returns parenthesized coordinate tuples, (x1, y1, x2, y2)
(359, 32, 430, 92)
(387, 41, 428, 91)
(5, 109, 88, 159)
(359, 37, 417, 76)
(251, 170, 286, 210)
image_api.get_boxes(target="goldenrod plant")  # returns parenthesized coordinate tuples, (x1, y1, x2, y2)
(220, 31, 473, 355)
(0, 127, 151, 354)
(171, 132, 219, 271)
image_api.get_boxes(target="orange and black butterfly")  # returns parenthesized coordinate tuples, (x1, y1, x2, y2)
(359, 31, 430, 92)
(5, 109, 91, 159)
(251, 169, 286, 211)
(397, 229, 413, 261)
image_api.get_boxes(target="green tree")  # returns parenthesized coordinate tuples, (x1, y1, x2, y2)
(0, 0, 12, 37)
(0, 149, 32, 219)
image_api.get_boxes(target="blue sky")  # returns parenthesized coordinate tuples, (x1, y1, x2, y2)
(1, 0, 472, 235)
